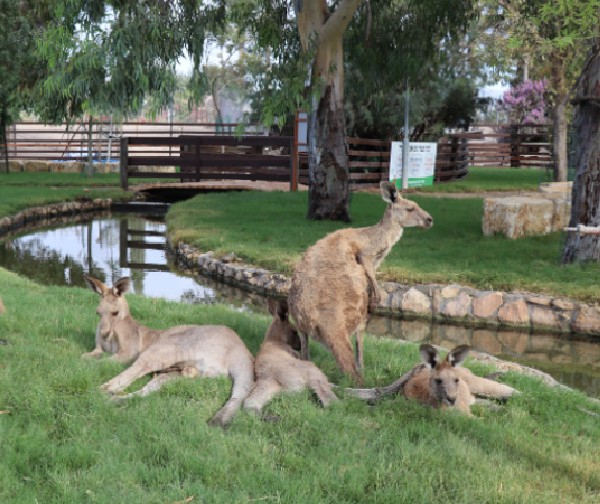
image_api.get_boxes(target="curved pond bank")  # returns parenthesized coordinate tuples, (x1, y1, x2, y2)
(172, 242, 600, 339)
(2, 199, 600, 398)
(1, 198, 599, 338)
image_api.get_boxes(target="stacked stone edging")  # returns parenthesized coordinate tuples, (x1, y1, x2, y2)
(0, 199, 112, 235)
(173, 242, 600, 338)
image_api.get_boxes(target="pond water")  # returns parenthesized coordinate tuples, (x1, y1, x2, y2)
(1, 205, 599, 398)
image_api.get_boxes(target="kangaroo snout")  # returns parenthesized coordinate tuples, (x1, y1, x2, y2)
(422, 215, 433, 229)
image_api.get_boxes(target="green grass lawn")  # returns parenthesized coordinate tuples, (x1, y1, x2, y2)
(0, 172, 130, 217)
(1, 269, 599, 504)
(167, 185, 600, 303)
(413, 166, 551, 193)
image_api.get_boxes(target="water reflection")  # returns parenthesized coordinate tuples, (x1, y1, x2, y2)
(367, 316, 600, 398)
(0, 209, 599, 398)
(0, 213, 216, 306)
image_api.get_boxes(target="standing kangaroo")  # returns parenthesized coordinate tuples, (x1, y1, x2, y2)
(288, 181, 433, 384)
(82, 275, 255, 427)
(347, 344, 518, 415)
(243, 299, 337, 417)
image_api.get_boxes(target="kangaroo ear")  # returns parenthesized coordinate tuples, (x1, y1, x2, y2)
(447, 345, 470, 367)
(267, 298, 278, 317)
(419, 343, 438, 368)
(267, 298, 289, 320)
(83, 274, 107, 296)
(380, 181, 400, 203)
(113, 277, 131, 296)
(276, 299, 289, 321)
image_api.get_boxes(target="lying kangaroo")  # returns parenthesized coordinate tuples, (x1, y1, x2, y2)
(347, 344, 518, 415)
(83, 275, 255, 427)
(289, 180, 433, 384)
(243, 299, 338, 417)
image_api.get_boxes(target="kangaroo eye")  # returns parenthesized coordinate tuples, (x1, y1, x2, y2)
(111, 311, 119, 317)
(455, 379, 459, 384)
(435, 379, 443, 385)
(407, 207, 415, 213)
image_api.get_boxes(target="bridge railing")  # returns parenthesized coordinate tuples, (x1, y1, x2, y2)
(120, 135, 295, 191)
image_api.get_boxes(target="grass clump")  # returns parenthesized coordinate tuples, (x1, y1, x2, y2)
(1, 268, 599, 503)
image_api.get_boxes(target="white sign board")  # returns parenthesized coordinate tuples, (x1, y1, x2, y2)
(389, 142, 437, 188)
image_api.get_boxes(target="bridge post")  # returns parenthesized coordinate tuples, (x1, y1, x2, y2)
(120, 136, 129, 190)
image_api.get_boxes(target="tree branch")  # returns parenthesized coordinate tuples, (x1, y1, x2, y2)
(320, 0, 363, 47)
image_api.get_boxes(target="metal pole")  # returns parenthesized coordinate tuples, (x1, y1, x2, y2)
(401, 81, 410, 190)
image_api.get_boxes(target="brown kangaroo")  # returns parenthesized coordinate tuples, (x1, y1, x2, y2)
(288, 181, 433, 384)
(347, 344, 518, 415)
(82, 275, 255, 427)
(243, 299, 338, 417)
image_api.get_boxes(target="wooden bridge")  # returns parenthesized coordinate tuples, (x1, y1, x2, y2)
(120, 135, 298, 192)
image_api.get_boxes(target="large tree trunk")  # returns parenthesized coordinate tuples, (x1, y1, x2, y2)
(297, 0, 361, 221)
(561, 44, 600, 263)
(551, 92, 569, 182)
(307, 85, 350, 220)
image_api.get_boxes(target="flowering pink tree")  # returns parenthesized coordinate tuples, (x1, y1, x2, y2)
(501, 79, 548, 124)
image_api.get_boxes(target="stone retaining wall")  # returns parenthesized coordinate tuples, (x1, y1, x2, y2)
(173, 242, 600, 338)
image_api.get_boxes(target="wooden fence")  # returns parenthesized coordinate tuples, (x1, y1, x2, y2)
(463, 124, 552, 167)
(4, 121, 551, 190)
(4, 121, 254, 162)
(297, 135, 469, 189)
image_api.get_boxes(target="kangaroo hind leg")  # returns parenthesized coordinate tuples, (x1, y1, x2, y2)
(114, 371, 182, 400)
(101, 347, 182, 394)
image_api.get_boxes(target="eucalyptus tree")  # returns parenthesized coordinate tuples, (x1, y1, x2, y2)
(237, 0, 476, 220)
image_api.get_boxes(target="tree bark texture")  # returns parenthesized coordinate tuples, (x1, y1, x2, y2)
(307, 85, 350, 220)
(551, 93, 569, 183)
(561, 44, 600, 263)
(297, 0, 361, 221)
(549, 52, 570, 183)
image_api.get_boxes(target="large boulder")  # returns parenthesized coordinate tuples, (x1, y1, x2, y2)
(483, 197, 555, 239)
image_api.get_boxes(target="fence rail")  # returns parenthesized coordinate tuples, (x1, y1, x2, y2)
(5, 121, 255, 162)
(120, 135, 294, 191)
(4, 121, 552, 190)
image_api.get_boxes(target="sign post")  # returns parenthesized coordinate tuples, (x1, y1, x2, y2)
(389, 142, 437, 188)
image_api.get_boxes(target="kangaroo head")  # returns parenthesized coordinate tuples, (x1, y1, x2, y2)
(419, 344, 469, 407)
(84, 275, 131, 342)
(380, 181, 433, 229)
(265, 298, 301, 351)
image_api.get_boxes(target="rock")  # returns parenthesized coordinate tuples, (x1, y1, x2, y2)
(440, 290, 472, 318)
(400, 287, 432, 316)
(472, 291, 503, 319)
(8, 160, 22, 172)
(498, 298, 530, 327)
(24, 161, 49, 173)
(573, 305, 600, 334)
(483, 197, 555, 239)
